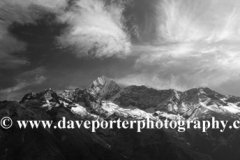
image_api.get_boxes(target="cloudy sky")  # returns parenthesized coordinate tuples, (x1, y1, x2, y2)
(1, 0, 240, 100)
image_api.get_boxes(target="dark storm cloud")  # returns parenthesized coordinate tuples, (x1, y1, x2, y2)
(0, 0, 68, 69)
(0, 0, 68, 100)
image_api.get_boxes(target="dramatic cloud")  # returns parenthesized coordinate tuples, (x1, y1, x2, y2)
(118, 0, 240, 92)
(0, 0, 68, 69)
(57, 0, 131, 58)
(157, 0, 240, 43)
(0, 0, 132, 100)
(0, 0, 132, 68)
(2, 0, 240, 99)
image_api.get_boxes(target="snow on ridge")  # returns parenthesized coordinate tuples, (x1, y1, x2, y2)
(101, 101, 183, 120)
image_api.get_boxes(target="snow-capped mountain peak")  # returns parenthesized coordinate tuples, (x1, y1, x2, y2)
(17, 76, 240, 122)
(87, 76, 121, 100)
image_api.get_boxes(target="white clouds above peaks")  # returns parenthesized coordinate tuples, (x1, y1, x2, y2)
(117, 0, 240, 92)
(156, 0, 240, 43)
(57, 0, 131, 58)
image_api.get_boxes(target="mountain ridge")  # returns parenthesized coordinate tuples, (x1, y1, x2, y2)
(15, 76, 240, 122)
(1, 76, 240, 160)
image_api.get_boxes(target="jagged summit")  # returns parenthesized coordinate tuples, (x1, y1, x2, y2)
(2, 79, 240, 160)
(17, 76, 240, 121)
(92, 76, 109, 86)
(87, 76, 121, 100)
(20, 88, 59, 103)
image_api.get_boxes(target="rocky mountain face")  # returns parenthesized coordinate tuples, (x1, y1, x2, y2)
(83, 77, 240, 121)
(1, 76, 240, 160)
(88, 76, 121, 100)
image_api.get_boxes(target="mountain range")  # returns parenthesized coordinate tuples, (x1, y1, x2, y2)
(1, 76, 240, 160)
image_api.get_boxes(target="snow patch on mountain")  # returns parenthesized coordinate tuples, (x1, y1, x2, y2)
(101, 101, 183, 120)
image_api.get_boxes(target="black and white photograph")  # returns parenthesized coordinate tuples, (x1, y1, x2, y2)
(1, 0, 240, 160)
